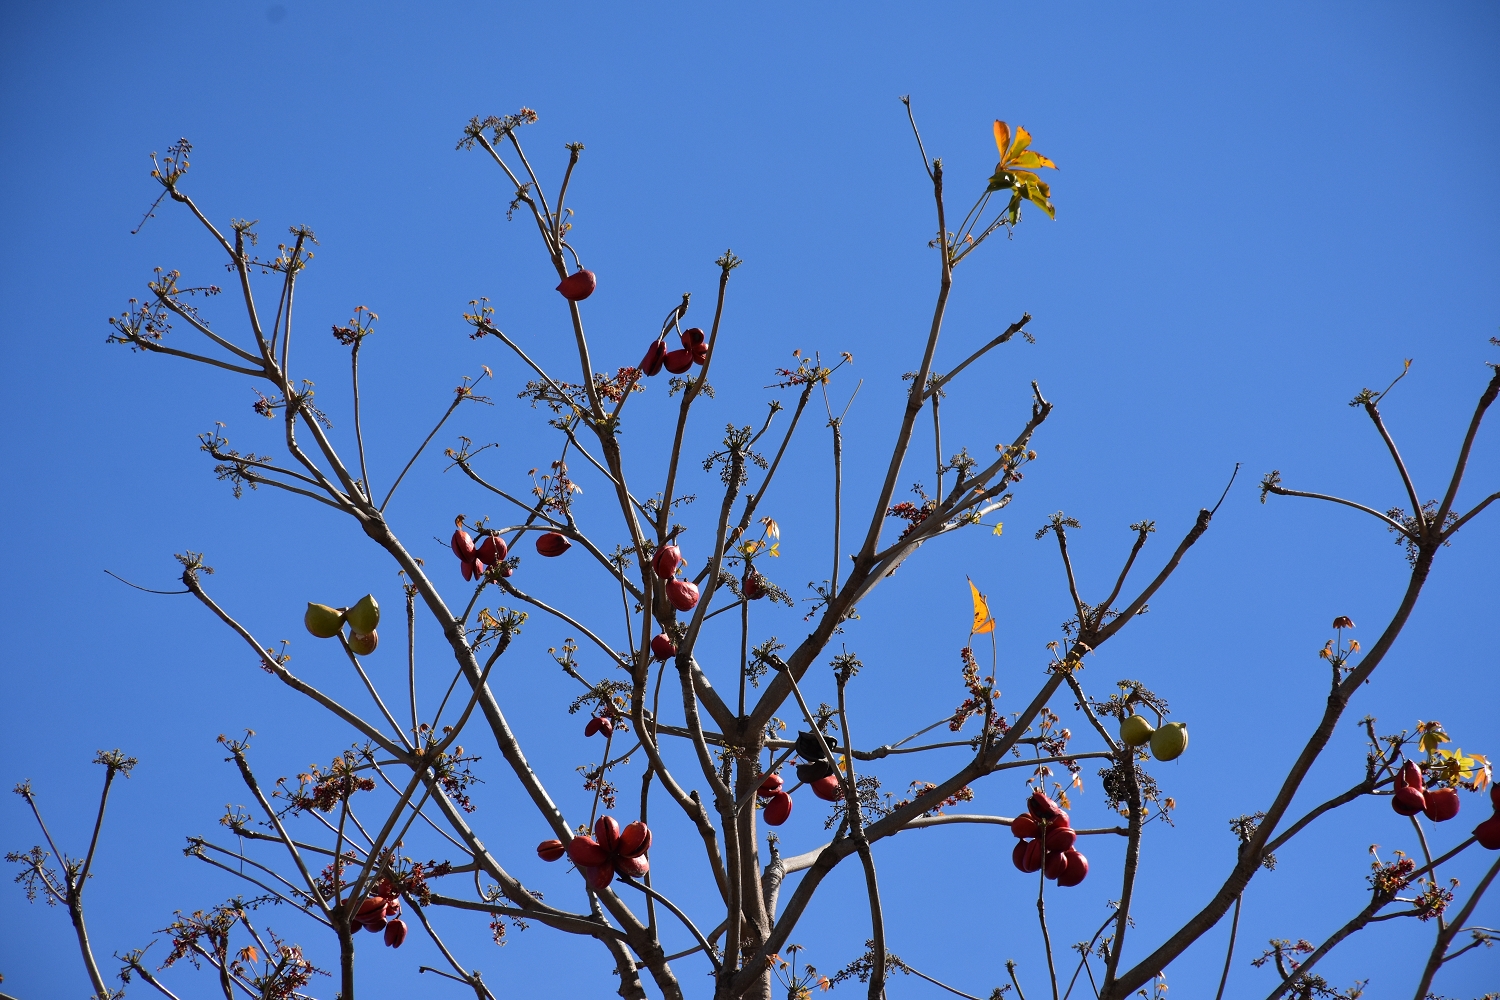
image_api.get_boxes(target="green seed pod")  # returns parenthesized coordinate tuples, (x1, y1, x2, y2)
(346, 594, 380, 634)
(1150, 721, 1189, 761)
(348, 630, 378, 656)
(1119, 714, 1155, 747)
(304, 603, 345, 639)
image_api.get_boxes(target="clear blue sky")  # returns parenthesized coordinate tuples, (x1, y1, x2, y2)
(3, 3, 1497, 998)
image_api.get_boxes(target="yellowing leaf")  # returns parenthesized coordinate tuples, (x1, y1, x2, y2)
(968, 577, 995, 634)
(993, 120, 1011, 160)
(988, 120, 1058, 223)
(991, 522, 1004, 536)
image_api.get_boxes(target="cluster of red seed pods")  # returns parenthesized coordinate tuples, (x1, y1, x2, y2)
(640, 327, 710, 378)
(1392, 760, 1461, 823)
(556, 269, 597, 302)
(651, 542, 700, 611)
(1473, 785, 1500, 849)
(451, 523, 510, 582)
(351, 895, 407, 948)
(536, 816, 652, 890)
(1011, 789, 1088, 887)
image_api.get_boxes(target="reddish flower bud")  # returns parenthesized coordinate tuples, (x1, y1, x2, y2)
(615, 854, 650, 878)
(762, 791, 793, 826)
(384, 918, 408, 948)
(810, 773, 843, 802)
(640, 340, 667, 376)
(537, 839, 566, 862)
(1474, 815, 1500, 850)
(556, 269, 597, 301)
(666, 579, 700, 612)
(618, 821, 652, 858)
(535, 532, 571, 557)
(652, 544, 683, 579)
(594, 815, 620, 854)
(663, 348, 693, 374)
(1422, 787, 1460, 822)
(680, 327, 708, 365)
(451, 528, 475, 560)
(1011, 814, 1038, 839)
(650, 633, 677, 661)
(757, 773, 784, 799)
(1392, 786, 1427, 816)
(566, 835, 610, 867)
(476, 534, 508, 564)
(1056, 849, 1089, 887)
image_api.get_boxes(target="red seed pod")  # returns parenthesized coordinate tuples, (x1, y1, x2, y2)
(663, 349, 693, 374)
(361, 914, 388, 932)
(680, 327, 708, 365)
(584, 716, 613, 739)
(666, 579, 700, 612)
(1399, 760, 1424, 789)
(587, 864, 616, 890)
(811, 774, 843, 802)
(650, 633, 676, 661)
(757, 773, 784, 799)
(652, 544, 683, 580)
(594, 816, 621, 855)
(536, 532, 571, 557)
(1056, 849, 1089, 887)
(1045, 826, 1078, 853)
(356, 897, 387, 922)
(618, 821, 652, 858)
(1054, 811, 1071, 829)
(1011, 814, 1038, 840)
(460, 559, 474, 581)
(451, 528, 475, 561)
(556, 269, 597, 302)
(566, 835, 610, 868)
(1028, 789, 1063, 821)
(384, 918, 408, 948)
(1020, 839, 1044, 873)
(1011, 840, 1031, 872)
(1474, 815, 1500, 850)
(537, 839, 566, 862)
(763, 791, 793, 826)
(1422, 787, 1461, 823)
(615, 854, 650, 878)
(743, 569, 766, 600)
(1044, 847, 1070, 881)
(1392, 786, 1427, 816)
(1491, 784, 1500, 811)
(476, 534, 508, 565)
(383, 898, 402, 918)
(640, 340, 667, 377)
(469, 557, 488, 580)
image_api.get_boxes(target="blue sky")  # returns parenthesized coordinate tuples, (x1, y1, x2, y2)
(2, 3, 1498, 998)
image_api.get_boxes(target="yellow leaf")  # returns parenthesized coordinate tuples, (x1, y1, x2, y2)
(993, 120, 1011, 161)
(968, 577, 995, 634)
(1009, 124, 1033, 159)
(992, 522, 1004, 536)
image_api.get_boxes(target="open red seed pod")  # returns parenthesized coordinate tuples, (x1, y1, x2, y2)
(763, 791, 793, 826)
(1392, 786, 1427, 816)
(537, 839, 566, 862)
(680, 327, 708, 365)
(652, 544, 683, 579)
(566, 836, 609, 868)
(594, 816, 621, 855)
(451, 528, 475, 561)
(584, 716, 613, 739)
(615, 854, 650, 878)
(1045, 826, 1078, 853)
(666, 579, 700, 611)
(1011, 840, 1031, 872)
(810, 774, 843, 802)
(640, 340, 667, 377)
(1020, 839, 1044, 873)
(618, 821, 652, 858)
(476, 534, 507, 564)
(384, 918, 408, 948)
(663, 349, 693, 374)
(757, 773, 784, 799)
(1423, 787, 1460, 822)
(585, 863, 615, 890)
(1027, 789, 1064, 821)
(1056, 850, 1089, 887)
(1044, 848, 1070, 881)
(1011, 814, 1038, 839)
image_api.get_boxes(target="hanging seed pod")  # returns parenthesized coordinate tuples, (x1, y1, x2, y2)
(452, 528, 476, 561)
(652, 544, 683, 579)
(795, 731, 830, 761)
(666, 579, 700, 611)
(757, 774, 784, 799)
(618, 821, 652, 858)
(762, 791, 793, 826)
(585, 863, 615, 891)
(566, 836, 610, 867)
(383, 918, 408, 948)
(304, 603, 345, 639)
(1020, 839, 1044, 873)
(1392, 786, 1427, 816)
(348, 630, 378, 656)
(1422, 787, 1460, 822)
(796, 759, 833, 784)
(1400, 760, 1424, 789)
(1045, 826, 1078, 853)
(345, 595, 380, 634)
(615, 854, 650, 878)
(742, 569, 767, 600)
(1044, 848, 1070, 881)
(663, 349, 693, 374)
(1119, 714, 1155, 747)
(1027, 789, 1063, 821)
(537, 839, 566, 862)
(536, 532, 571, 557)
(1011, 814, 1038, 839)
(1056, 850, 1089, 887)
(584, 716, 613, 739)
(640, 340, 667, 377)
(476, 535, 508, 565)
(810, 774, 843, 802)
(1149, 722, 1189, 761)
(1474, 816, 1500, 850)
(556, 269, 597, 301)
(383, 898, 402, 918)
(1011, 840, 1032, 872)
(680, 327, 708, 365)
(355, 897, 388, 922)
(650, 633, 677, 661)
(361, 914, 388, 932)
